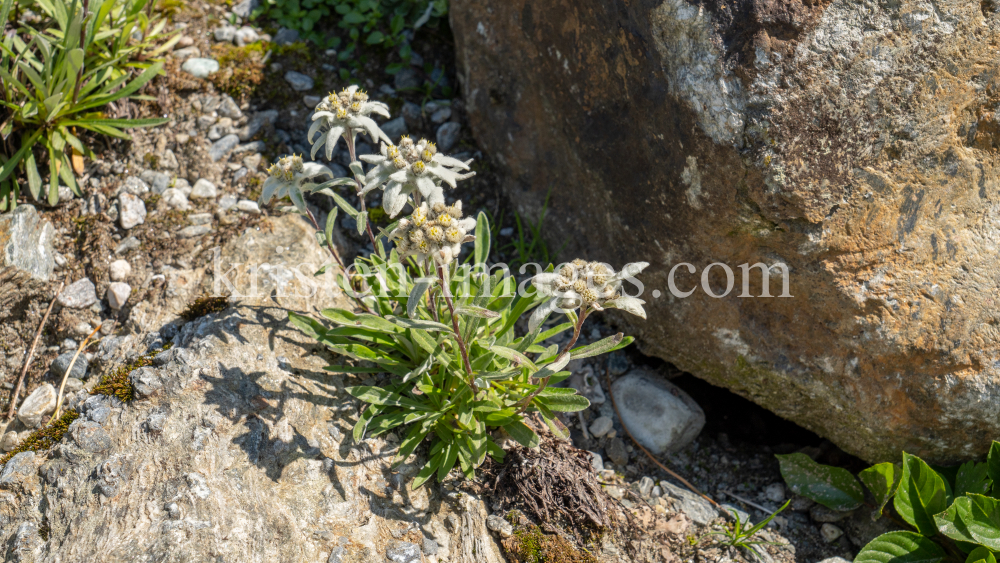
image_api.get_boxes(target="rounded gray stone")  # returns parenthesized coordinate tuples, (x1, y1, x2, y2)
(17, 383, 56, 428)
(284, 71, 314, 91)
(385, 540, 420, 563)
(118, 193, 147, 229)
(58, 278, 98, 308)
(51, 351, 88, 379)
(435, 121, 461, 152)
(610, 369, 705, 454)
(209, 134, 241, 162)
(182, 58, 219, 78)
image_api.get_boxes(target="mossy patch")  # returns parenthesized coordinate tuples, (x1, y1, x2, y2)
(0, 409, 80, 464)
(210, 42, 269, 103)
(180, 295, 229, 320)
(91, 345, 169, 403)
(503, 523, 598, 563)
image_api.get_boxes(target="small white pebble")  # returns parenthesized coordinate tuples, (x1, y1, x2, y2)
(236, 200, 260, 214)
(109, 259, 131, 281)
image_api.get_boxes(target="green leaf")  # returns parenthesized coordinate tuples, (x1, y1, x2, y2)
(357, 209, 367, 235)
(956, 461, 991, 497)
(406, 279, 432, 318)
(895, 452, 949, 536)
(0, 130, 43, 183)
(775, 453, 865, 511)
(854, 531, 945, 563)
(489, 345, 538, 372)
(503, 420, 539, 449)
(988, 442, 1000, 495)
(365, 30, 384, 44)
(455, 305, 499, 319)
(345, 386, 428, 410)
(474, 211, 489, 265)
(25, 151, 42, 200)
(384, 315, 451, 332)
(937, 494, 1000, 550)
(569, 333, 628, 360)
(859, 462, 901, 518)
(353, 404, 378, 442)
(534, 393, 590, 412)
(412, 450, 442, 489)
(966, 547, 998, 563)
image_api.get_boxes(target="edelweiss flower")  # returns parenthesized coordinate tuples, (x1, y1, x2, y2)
(359, 137, 475, 217)
(259, 155, 333, 213)
(308, 85, 391, 160)
(387, 201, 476, 265)
(531, 260, 650, 319)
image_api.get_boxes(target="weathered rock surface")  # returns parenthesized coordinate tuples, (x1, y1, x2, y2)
(452, 0, 1000, 463)
(0, 215, 507, 563)
(0, 205, 55, 318)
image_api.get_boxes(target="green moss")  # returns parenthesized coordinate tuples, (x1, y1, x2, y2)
(91, 344, 170, 403)
(180, 296, 229, 320)
(210, 42, 269, 103)
(0, 409, 80, 464)
(505, 524, 598, 563)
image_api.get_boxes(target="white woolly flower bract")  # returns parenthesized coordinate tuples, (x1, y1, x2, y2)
(388, 201, 476, 266)
(531, 260, 649, 318)
(360, 138, 475, 217)
(308, 84, 391, 161)
(259, 155, 333, 214)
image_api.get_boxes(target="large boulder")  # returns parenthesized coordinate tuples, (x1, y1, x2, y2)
(451, 0, 1000, 463)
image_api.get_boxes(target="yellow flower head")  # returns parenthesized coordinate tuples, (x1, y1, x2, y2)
(445, 227, 463, 244)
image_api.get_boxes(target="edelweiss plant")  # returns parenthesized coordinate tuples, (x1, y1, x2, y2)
(262, 84, 650, 488)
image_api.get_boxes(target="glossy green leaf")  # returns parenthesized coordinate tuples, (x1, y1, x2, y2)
(956, 461, 991, 497)
(854, 531, 945, 563)
(895, 452, 949, 536)
(966, 547, 998, 563)
(859, 462, 901, 518)
(989, 442, 1000, 496)
(776, 453, 865, 511)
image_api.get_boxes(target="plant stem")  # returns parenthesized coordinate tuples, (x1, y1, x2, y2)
(559, 309, 588, 357)
(304, 208, 373, 314)
(345, 133, 378, 248)
(515, 308, 588, 415)
(437, 264, 475, 390)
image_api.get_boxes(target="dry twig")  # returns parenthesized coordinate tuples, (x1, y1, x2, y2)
(50, 324, 101, 424)
(6, 282, 64, 420)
